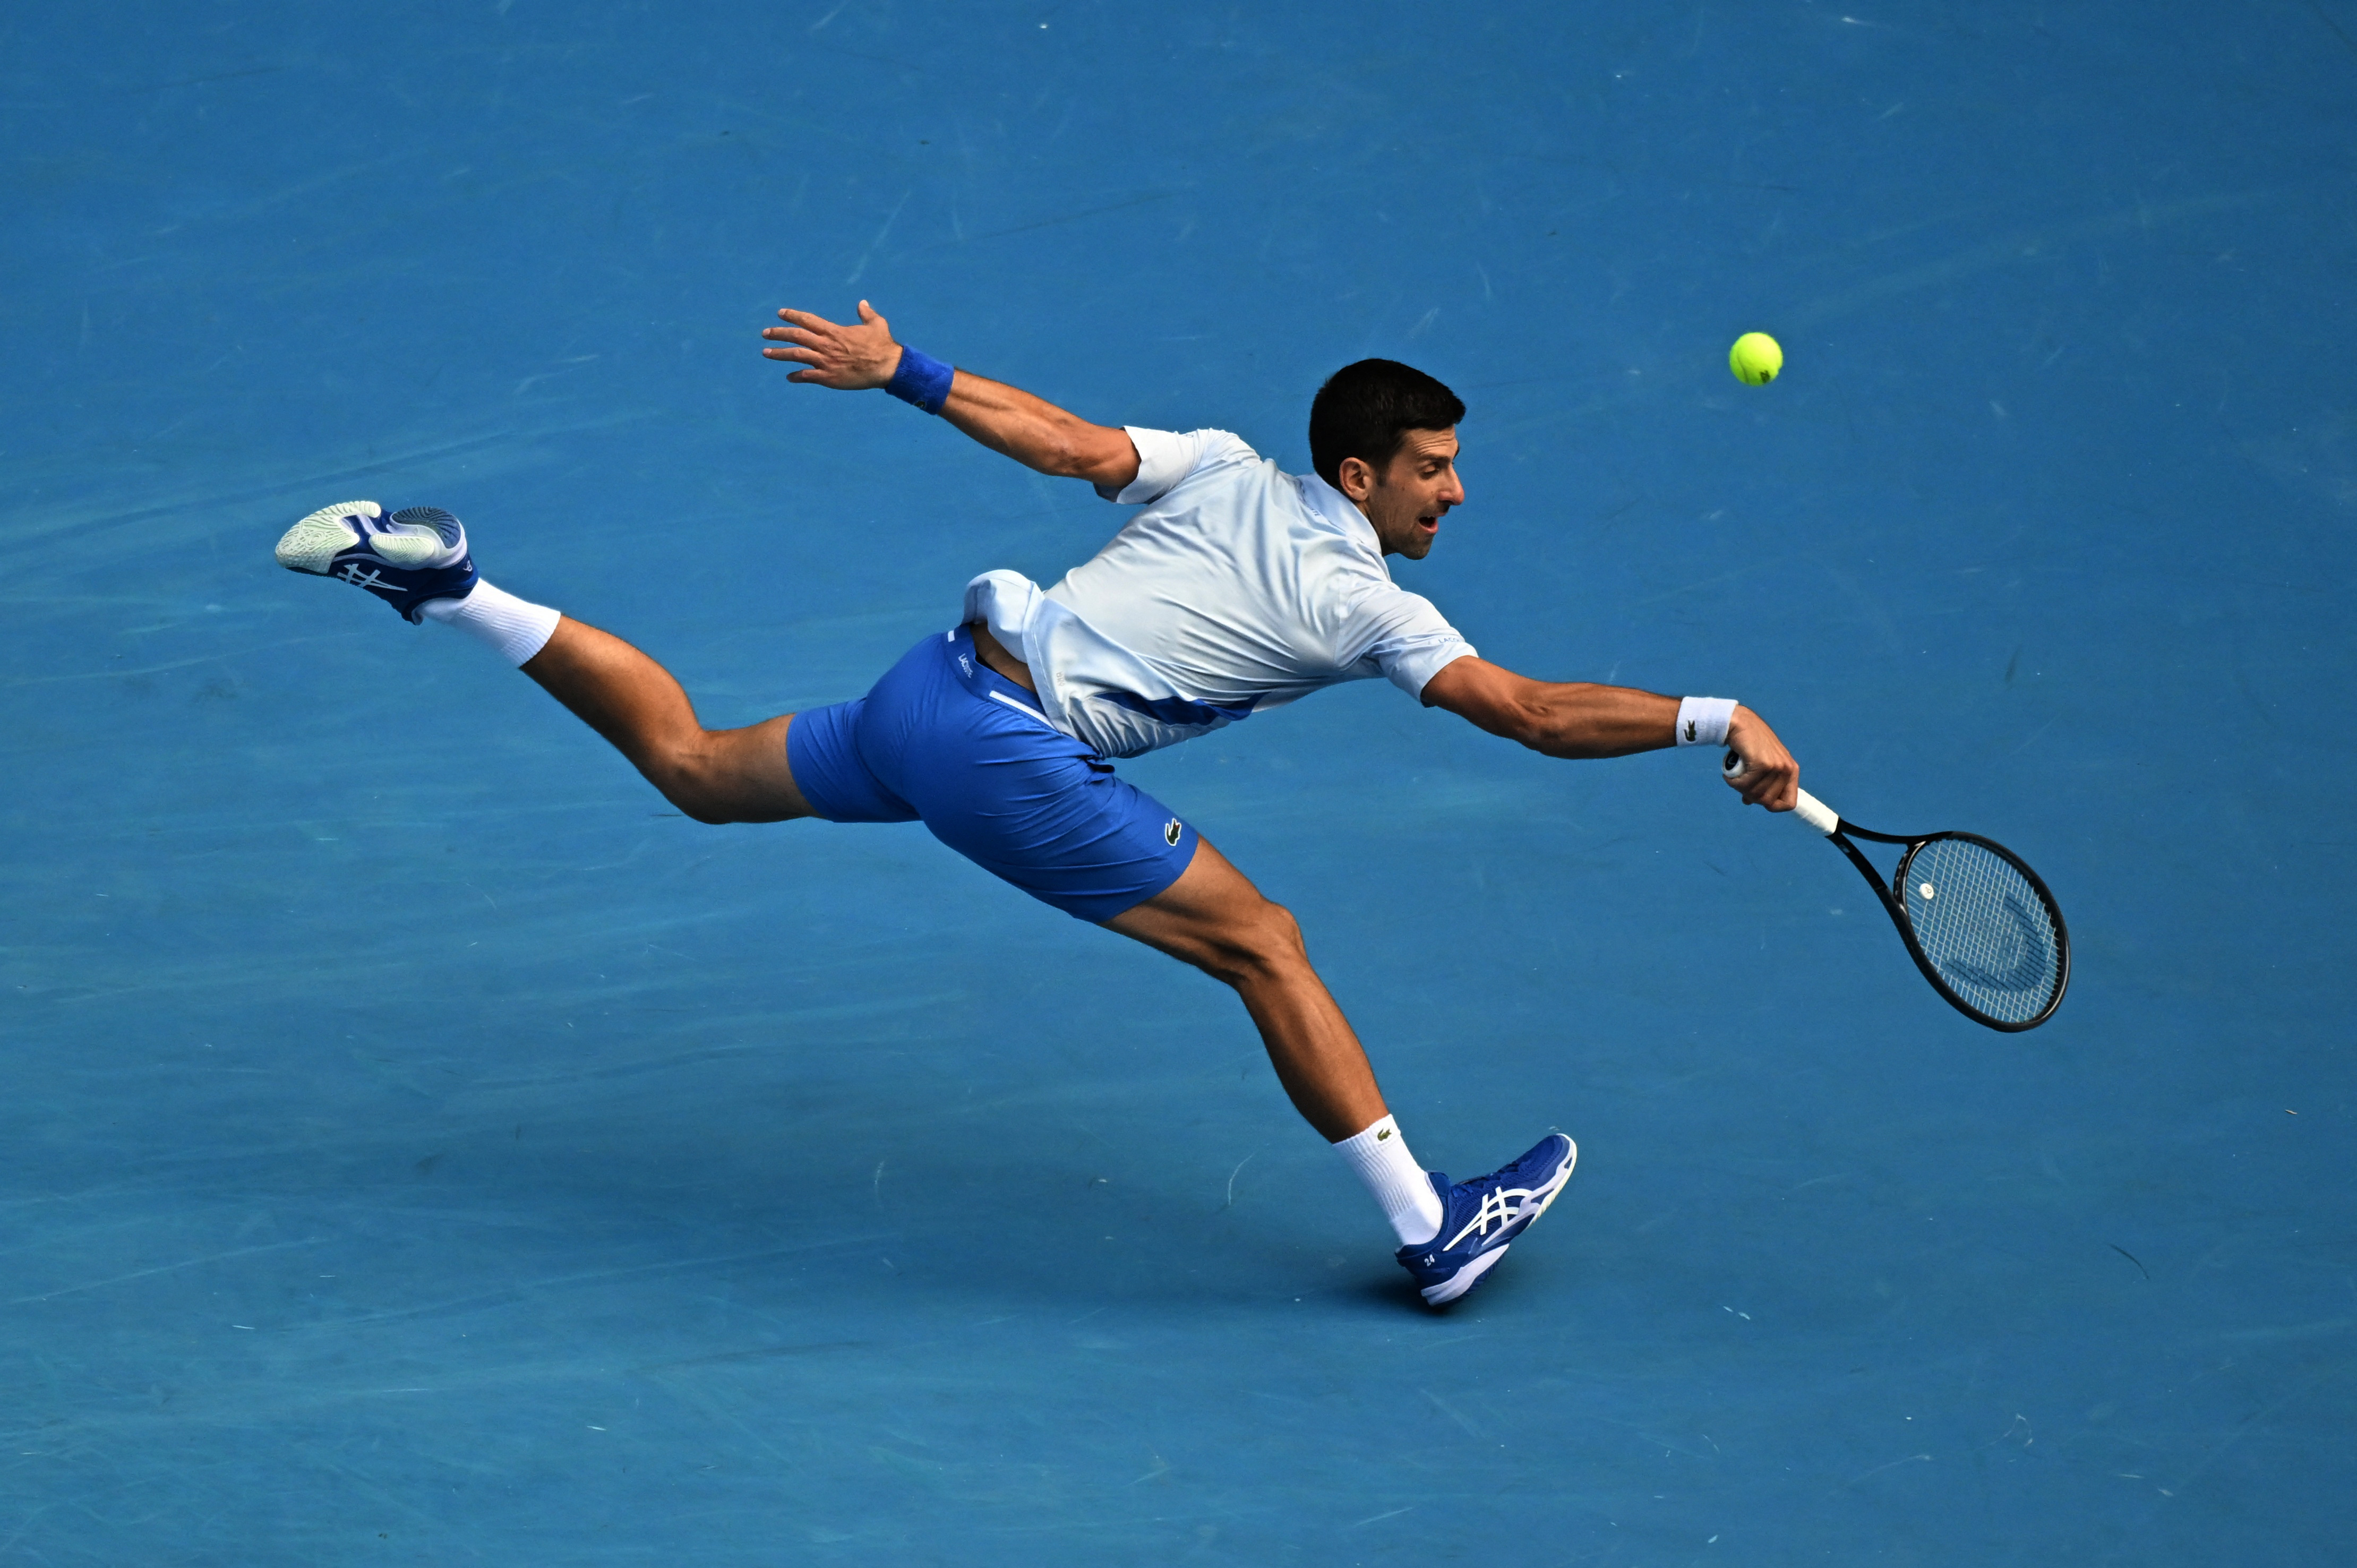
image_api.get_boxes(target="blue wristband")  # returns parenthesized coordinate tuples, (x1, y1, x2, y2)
(885, 346, 955, 415)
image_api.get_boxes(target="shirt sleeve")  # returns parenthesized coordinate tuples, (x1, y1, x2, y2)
(1343, 584, 1479, 700)
(1095, 427, 1256, 504)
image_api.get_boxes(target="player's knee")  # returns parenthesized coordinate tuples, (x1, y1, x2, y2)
(663, 783, 733, 825)
(1204, 898, 1307, 986)
(1257, 900, 1306, 959)
(648, 753, 736, 825)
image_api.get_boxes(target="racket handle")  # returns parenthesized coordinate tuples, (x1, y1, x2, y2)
(1721, 749, 1840, 835)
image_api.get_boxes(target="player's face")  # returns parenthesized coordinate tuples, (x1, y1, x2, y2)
(1366, 427, 1464, 560)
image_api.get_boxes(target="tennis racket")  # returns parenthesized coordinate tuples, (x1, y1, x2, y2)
(1723, 752, 2070, 1031)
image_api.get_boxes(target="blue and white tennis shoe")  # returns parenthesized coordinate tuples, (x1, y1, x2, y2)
(1396, 1132, 1578, 1307)
(275, 499, 476, 622)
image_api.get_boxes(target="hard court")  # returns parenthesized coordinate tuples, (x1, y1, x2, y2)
(4, 3, 2353, 1563)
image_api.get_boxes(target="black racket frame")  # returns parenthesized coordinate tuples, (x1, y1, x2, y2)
(1825, 817, 2072, 1032)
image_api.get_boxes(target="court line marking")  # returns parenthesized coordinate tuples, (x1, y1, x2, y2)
(8, 1237, 322, 1305)
(2, 633, 361, 689)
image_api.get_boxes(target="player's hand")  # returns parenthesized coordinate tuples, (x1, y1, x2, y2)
(1724, 706, 1799, 811)
(761, 299, 903, 390)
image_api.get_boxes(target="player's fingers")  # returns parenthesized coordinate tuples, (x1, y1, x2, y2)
(1738, 761, 1792, 808)
(774, 307, 836, 331)
(856, 298, 881, 324)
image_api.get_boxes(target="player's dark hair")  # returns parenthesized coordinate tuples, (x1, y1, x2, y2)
(1308, 359, 1466, 489)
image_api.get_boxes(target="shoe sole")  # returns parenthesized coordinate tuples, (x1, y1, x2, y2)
(1421, 1245, 1508, 1305)
(276, 501, 461, 576)
(1419, 1136, 1578, 1307)
(275, 500, 382, 574)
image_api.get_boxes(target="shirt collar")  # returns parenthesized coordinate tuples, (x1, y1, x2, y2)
(1297, 472, 1386, 562)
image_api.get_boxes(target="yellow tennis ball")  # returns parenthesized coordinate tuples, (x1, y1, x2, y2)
(1729, 331, 1783, 386)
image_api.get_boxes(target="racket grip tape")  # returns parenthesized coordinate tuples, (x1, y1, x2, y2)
(1721, 749, 1841, 835)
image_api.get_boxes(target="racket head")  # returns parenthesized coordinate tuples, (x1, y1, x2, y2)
(1891, 832, 2070, 1030)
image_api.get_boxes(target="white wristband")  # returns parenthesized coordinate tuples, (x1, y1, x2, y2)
(1675, 696, 1736, 748)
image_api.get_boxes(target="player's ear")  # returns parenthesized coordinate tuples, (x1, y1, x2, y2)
(1337, 456, 1375, 503)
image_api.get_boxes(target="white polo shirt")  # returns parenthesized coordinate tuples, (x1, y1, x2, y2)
(962, 426, 1477, 759)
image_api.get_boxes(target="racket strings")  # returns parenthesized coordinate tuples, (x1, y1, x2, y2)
(1900, 837, 2062, 1024)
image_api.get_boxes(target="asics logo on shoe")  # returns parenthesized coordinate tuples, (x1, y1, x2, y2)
(334, 561, 397, 591)
(1443, 1186, 1537, 1250)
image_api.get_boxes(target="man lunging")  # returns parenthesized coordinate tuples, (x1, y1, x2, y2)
(274, 299, 1800, 1307)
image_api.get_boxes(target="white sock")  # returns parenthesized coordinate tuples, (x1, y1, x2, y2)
(420, 580, 561, 667)
(1333, 1114, 1444, 1246)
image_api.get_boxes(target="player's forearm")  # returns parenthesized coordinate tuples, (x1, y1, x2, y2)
(1515, 682, 1681, 758)
(760, 302, 1138, 489)
(938, 371, 1137, 486)
(1425, 658, 1672, 758)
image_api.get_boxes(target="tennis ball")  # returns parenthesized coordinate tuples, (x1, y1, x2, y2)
(1729, 331, 1782, 386)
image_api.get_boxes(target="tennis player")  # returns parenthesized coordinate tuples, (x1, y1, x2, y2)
(273, 299, 1800, 1307)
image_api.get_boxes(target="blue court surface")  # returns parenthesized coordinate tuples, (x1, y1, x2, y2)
(6, 3, 2353, 1563)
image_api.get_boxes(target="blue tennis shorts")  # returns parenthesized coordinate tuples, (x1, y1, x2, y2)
(785, 627, 1198, 922)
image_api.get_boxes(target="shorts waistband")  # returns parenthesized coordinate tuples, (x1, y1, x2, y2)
(942, 624, 1060, 730)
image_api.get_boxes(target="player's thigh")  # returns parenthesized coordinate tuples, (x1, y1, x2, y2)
(708, 713, 821, 822)
(1101, 836, 1302, 976)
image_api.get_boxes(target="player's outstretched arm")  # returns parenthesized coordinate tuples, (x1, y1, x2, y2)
(760, 299, 1139, 490)
(1422, 657, 1800, 810)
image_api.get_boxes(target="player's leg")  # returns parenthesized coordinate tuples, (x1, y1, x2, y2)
(742, 621, 1571, 1305)
(521, 619, 813, 825)
(275, 499, 814, 825)
(1106, 838, 1576, 1307)
(1101, 838, 1382, 1141)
